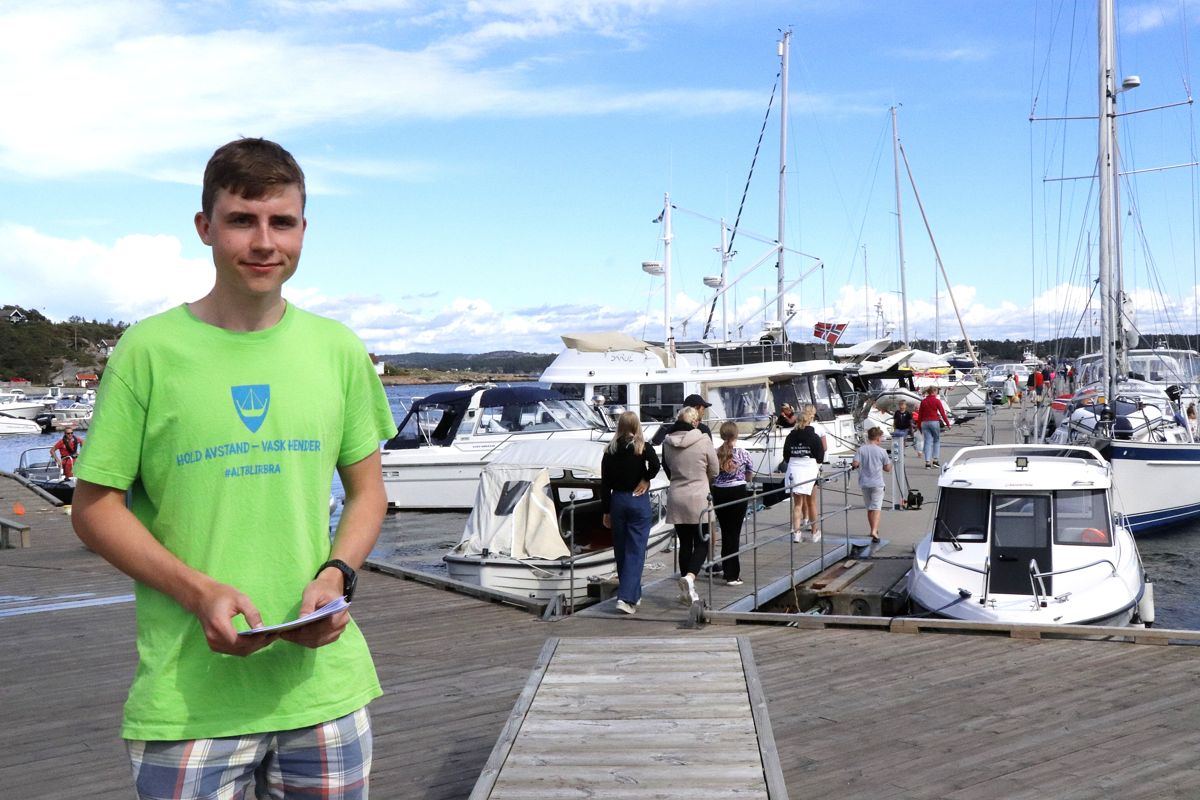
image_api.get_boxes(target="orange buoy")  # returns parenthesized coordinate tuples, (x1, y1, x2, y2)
(12, 502, 25, 516)
(1081, 527, 1109, 544)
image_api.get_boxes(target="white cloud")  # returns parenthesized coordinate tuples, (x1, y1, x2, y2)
(0, 222, 211, 323)
(0, 1, 789, 180)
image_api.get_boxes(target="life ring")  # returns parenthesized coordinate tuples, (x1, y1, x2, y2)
(1081, 527, 1109, 544)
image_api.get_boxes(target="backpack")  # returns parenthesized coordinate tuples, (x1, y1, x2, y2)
(906, 489, 924, 510)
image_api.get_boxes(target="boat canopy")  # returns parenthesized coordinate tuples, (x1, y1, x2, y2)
(453, 465, 570, 560)
(560, 332, 669, 363)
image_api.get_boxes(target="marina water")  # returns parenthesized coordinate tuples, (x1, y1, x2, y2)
(4, 382, 1197, 630)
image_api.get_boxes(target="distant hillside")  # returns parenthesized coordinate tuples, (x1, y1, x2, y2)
(378, 351, 555, 375)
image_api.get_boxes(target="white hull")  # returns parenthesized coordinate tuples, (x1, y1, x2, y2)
(1106, 442, 1200, 532)
(0, 401, 44, 420)
(0, 415, 40, 434)
(383, 458, 487, 510)
(445, 527, 674, 603)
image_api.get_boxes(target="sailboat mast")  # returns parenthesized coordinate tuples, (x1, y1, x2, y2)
(891, 105, 910, 344)
(1097, 0, 1119, 400)
(663, 192, 676, 366)
(777, 31, 790, 327)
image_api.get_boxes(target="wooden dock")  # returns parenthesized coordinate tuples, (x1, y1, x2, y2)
(6, 405, 1200, 798)
(469, 636, 786, 799)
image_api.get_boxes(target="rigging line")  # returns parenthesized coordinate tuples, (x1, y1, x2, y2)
(702, 71, 779, 340)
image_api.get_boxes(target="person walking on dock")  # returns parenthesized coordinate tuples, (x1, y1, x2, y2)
(71, 138, 396, 800)
(853, 427, 892, 542)
(601, 411, 661, 615)
(712, 421, 753, 586)
(1003, 374, 1018, 407)
(918, 386, 951, 469)
(662, 406, 718, 604)
(784, 404, 826, 542)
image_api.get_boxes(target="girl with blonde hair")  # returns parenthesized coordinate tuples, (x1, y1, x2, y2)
(600, 411, 661, 615)
(662, 406, 719, 604)
(782, 404, 825, 542)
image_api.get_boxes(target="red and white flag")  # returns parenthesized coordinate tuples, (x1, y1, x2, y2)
(812, 322, 847, 344)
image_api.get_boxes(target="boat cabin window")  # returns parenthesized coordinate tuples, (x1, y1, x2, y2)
(933, 487, 989, 543)
(1053, 489, 1112, 546)
(549, 383, 585, 401)
(811, 376, 836, 422)
(639, 383, 685, 423)
(591, 383, 628, 418)
(704, 382, 771, 432)
(992, 493, 1051, 550)
(388, 403, 461, 448)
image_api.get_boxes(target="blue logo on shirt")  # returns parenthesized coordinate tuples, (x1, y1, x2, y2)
(231, 385, 270, 433)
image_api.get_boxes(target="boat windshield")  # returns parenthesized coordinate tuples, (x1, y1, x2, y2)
(388, 397, 603, 449)
(932, 487, 1111, 547)
(1125, 351, 1200, 385)
(474, 398, 604, 434)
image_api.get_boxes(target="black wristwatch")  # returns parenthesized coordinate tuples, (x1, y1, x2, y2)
(316, 559, 357, 602)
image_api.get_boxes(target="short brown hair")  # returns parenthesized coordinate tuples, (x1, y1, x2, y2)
(201, 138, 306, 218)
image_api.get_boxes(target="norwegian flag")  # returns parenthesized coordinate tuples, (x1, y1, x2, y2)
(813, 322, 848, 344)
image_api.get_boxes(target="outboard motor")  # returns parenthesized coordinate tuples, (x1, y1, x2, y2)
(34, 412, 55, 434)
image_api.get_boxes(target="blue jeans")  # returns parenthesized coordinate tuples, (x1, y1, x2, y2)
(921, 420, 942, 463)
(610, 491, 652, 604)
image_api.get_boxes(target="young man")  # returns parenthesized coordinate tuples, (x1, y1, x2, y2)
(71, 138, 396, 799)
(852, 427, 892, 542)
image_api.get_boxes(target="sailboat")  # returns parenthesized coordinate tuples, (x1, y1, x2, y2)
(1047, 0, 1200, 533)
(539, 31, 865, 469)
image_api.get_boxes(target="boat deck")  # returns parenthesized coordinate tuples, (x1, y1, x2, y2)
(6, 404, 1200, 798)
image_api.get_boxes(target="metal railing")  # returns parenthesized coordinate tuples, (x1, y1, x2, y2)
(695, 463, 855, 610)
(1028, 556, 1120, 611)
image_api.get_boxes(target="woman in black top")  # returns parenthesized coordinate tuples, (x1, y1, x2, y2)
(782, 404, 826, 542)
(601, 411, 661, 615)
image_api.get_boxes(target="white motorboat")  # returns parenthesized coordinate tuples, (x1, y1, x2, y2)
(12, 447, 75, 503)
(0, 412, 40, 435)
(444, 439, 674, 604)
(380, 384, 611, 510)
(908, 444, 1151, 627)
(0, 391, 46, 420)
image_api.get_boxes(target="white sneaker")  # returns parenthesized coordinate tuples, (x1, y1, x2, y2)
(685, 574, 700, 604)
(726, 579, 744, 586)
(811, 528, 822, 543)
(616, 599, 636, 615)
(677, 576, 692, 604)
(792, 531, 803, 543)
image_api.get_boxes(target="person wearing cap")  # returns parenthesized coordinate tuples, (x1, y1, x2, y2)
(51, 427, 83, 478)
(651, 394, 712, 446)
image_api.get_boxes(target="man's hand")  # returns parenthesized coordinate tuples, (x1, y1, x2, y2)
(281, 571, 350, 649)
(192, 580, 276, 656)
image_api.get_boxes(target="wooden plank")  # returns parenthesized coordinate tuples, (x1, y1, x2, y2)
(467, 638, 559, 800)
(739, 636, 789, 800)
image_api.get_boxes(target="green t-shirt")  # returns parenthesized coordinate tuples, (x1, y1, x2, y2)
(75, 303, 397, 740)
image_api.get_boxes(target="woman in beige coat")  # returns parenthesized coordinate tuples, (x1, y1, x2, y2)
(662, 406, 719, 604)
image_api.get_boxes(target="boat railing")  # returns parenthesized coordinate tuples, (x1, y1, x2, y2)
(696, 462, 855, 610)
(1028, 556, 1120, 610)
(922, 552, 993, 606)
(558, 486, 669, 616)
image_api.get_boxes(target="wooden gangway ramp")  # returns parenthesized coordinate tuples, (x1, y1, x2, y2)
(469, 636, 788, 799)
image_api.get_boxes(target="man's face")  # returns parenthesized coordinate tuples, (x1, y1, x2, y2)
(195, 186, 306, 301)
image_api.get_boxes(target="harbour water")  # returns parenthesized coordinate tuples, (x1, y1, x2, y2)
(4, 381, 1199, 630)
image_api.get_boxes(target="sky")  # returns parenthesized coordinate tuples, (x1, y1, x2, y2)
(1, 0, 1198, 356)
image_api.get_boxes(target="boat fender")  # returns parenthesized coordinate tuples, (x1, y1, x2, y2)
(1137, 581, 1155, 627)
(1080, 527, 1109, 544)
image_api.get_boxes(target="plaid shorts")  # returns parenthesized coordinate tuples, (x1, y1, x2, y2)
(127, 706, 372, 799)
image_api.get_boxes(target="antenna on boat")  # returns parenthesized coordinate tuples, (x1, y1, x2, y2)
(645, 193, 675, 365)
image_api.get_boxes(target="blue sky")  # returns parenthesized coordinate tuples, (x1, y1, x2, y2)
(1, 0, 1197, 355)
